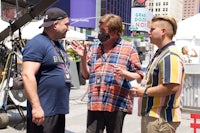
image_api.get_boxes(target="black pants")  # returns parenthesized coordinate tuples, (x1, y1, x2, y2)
(87, 110, 126, 133)
(27, 114, 65, 133)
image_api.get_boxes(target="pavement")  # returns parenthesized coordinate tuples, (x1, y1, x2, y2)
(0, 80, 195, 133)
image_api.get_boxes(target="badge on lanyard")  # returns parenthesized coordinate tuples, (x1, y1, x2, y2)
(65, 67, 71, 83)
(96, 76, 101, 86)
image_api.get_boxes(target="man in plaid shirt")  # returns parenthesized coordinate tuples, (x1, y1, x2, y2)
(71, 14, 143, 133)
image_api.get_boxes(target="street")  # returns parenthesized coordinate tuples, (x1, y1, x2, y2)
(0, 81, 194, 133)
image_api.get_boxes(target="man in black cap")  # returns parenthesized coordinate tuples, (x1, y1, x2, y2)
(22, 7, 71, 133)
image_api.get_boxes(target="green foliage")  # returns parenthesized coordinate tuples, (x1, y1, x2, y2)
(66, 48, 81, 62)
(135, 33, 144, 42)
(122, 36, 133, 42)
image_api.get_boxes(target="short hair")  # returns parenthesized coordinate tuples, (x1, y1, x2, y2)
(181, 46, 188, 55)
(99, 14, 123, 35)
(152, 15, 177, 39)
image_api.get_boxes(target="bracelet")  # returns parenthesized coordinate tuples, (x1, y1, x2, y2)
(143, 88, 148, 97)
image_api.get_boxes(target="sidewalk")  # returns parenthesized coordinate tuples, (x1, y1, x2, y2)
(67, 82, 193, 133)
(0, 81, 195, 133)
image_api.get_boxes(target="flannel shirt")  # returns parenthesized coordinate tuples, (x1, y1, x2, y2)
(87, 38, 143, 114)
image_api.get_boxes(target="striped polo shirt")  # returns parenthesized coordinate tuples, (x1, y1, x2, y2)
(139, 41, 185, 122)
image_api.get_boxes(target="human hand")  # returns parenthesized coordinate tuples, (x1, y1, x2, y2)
(190, 49, 198, 57)
(112, 65, 126, 77)
(70, 40, 87, 57)
(132, 85, 145, 97)
(32, 106, 45, 126)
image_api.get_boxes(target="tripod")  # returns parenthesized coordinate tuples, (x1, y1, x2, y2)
(0, 0, 58, 129)
(0, 35, 26, 129)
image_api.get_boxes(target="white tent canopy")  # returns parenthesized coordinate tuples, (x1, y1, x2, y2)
(20, 19, 86, 41)
(176, 14, 200, 40)
(21, 20, 44, 39)
(65, 29, 86, 41)
(175, 14, 200, 63)
(0, 19, 9, 32)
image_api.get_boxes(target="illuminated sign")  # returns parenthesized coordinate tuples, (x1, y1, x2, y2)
(133, 0, 147, 7)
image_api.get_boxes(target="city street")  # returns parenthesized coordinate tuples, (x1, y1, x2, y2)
(0, 81, 194, 133)
(1, 0, 200, 132)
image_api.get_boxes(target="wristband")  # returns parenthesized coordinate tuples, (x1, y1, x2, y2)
(143, 88, 148, 97)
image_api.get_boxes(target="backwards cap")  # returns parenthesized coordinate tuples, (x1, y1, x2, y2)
(39, 7, 68, 28)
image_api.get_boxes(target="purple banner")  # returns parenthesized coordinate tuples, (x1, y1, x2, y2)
(70, 0, 96, 28)
(51, 0, 70, 15)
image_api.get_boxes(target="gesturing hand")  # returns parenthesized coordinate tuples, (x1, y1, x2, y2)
(70, 40, 87, 57)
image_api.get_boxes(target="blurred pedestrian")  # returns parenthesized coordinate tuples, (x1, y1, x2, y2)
(22, 7, 71, 133)
(181, 45, 198, 63)
(71, 13, 143, 133)
(132, 15, 185, 133)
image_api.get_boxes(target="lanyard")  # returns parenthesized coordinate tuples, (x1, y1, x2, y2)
(41, 33, 71, 83)
(41, 32, 67, 66)
(99, 37, 121, 63)
(100, 37, 123, 63)
(100, 43, 114, 64)
(51, 40, 67, 65)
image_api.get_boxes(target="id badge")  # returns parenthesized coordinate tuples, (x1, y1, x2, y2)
(65, 69, 71, 83)
(96, 76, 101, 86)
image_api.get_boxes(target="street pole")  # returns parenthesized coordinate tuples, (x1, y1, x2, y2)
(0, 0, 2, 19)
(15, 0, 19, 19)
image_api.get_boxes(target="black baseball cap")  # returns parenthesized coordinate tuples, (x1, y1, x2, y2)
(39, 7, 68, 28)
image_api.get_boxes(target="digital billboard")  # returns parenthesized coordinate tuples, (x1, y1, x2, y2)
(70, 0, 96, 28)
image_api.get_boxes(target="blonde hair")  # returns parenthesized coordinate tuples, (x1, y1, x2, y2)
(152, 15, 177, 39)
(181, 46, 188, 55)
(99, 14, 123, 35)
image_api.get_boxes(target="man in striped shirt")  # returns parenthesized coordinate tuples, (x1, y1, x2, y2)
(71, 14, 143, 133)
(133, 15, 185, 133)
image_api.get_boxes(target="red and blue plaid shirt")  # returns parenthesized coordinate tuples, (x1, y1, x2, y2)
(87, 38, 143, 114)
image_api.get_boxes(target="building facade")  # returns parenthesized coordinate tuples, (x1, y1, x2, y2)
(1, 0, 132, 36)
(145, 0, 183, 22)
(68, 0, 132, 36)
(101, 0, 132, 35)
(182, 0, 200, 20)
